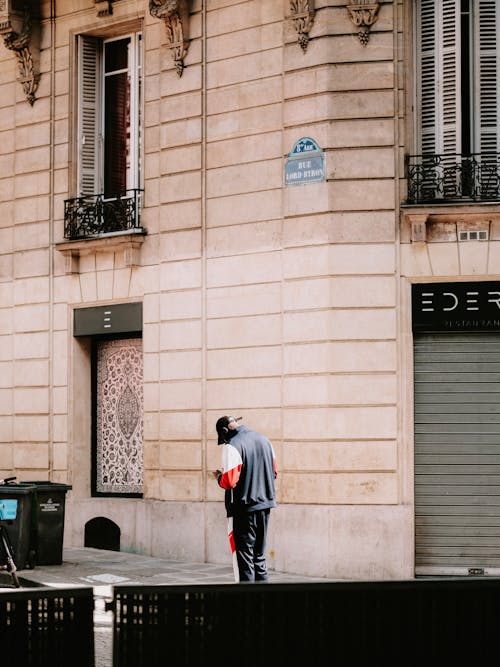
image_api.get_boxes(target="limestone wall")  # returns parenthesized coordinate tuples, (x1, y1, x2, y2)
(0, 0, 414, 578)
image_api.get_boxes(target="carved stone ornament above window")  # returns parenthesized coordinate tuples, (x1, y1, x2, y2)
(347, 2, 380, 46)
(0, 1, 40, 105)
(95, 0, 113, 16)
(288, 0, 315, 53)
(149, 0, 191, 76)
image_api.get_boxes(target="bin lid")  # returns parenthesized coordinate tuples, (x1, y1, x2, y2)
(22, 481, 72, 491)
(0, 484, 36, 495)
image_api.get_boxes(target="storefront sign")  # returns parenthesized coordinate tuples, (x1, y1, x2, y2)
(285, 137, 325, 186)
(412, 281, 500, 331)
(74, 302, 142, 336)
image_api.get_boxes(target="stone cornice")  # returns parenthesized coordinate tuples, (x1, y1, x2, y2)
(401, 206, 500, 244)
(56, 230, 146, 274)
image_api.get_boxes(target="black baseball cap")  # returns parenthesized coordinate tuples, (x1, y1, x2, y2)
(216, 415, 242, 444)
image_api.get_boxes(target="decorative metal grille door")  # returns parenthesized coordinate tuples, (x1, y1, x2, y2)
(96, 338, 143, 495)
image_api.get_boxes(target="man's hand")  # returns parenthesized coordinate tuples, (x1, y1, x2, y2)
(211, 469, 222, 479)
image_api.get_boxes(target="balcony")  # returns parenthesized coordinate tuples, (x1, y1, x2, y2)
(63, 189, 144, 240)
(57, 189, 146, 273)
(405, 153, 500, 205)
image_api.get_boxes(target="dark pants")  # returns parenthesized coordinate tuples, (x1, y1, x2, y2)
(233, 508, 270, 582)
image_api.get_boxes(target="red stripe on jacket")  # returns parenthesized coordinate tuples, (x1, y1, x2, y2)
(219, 464, 242, 489)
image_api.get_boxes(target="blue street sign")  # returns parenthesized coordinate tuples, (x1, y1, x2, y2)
(285, 137, 325, 186)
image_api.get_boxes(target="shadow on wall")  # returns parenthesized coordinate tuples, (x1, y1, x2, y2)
(84, 516, 120, 551)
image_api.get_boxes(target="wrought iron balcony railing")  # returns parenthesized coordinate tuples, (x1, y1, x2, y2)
(405, 153, 500, 204)
(64, 189, 144, 240)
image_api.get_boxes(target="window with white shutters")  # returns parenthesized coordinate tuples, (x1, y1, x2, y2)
(77, 33, 142, 199)
(415, 0, 499, 156)
(473, 1, 500, 155)
(408, 0, 500, 203)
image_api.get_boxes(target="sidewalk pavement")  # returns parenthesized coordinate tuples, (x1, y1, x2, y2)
(1, 545, 329, 591)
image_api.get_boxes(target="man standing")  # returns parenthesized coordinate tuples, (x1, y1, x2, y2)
(213, 416, 278, 582)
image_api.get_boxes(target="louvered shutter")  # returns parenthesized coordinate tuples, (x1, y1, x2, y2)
(416, 0, 437, 154)
(440, 0, 461, 156)
(474, 0, 500, 154)
(78, 36, 101, 197)
(416, 0, 461, 156)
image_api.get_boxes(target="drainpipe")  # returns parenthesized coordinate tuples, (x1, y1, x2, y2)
(48, 0, 56, 478)
(201, 0, 208, 563)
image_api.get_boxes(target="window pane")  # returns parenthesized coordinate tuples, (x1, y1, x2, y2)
(77, 34, 141, 200)
(104, 38, 129, 73)
(104, 71, 129, 197)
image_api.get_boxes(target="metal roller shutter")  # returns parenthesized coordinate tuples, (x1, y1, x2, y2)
(414, 332, 500, 576)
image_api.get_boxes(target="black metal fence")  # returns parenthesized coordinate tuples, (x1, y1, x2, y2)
(0, 585, 94, 667)
(63, 189, 144, 240)
(111, 578, 500, 666)
(406, 153, 500, 203)
(4, 578, 500, 665)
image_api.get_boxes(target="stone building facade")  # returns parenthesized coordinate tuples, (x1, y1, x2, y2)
(1, 0, 499, 579)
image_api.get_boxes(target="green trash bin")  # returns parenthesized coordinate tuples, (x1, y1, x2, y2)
(21, 481, 72, 566)
(0, 483, 35, 570)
